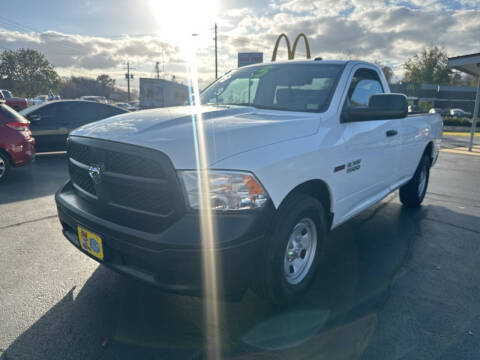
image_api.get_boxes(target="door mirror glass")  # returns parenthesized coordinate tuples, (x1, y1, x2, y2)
(343, 94, 408, 122)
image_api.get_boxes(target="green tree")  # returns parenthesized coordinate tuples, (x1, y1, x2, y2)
(403, 46, 454, 85)
(0, 49, 60, 97)
(374, 61, 394, 83)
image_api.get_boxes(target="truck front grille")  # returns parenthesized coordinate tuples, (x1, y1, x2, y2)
(67, 137, 185, 233)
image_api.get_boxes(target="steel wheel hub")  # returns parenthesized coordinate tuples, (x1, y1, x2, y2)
(0, 157, 5, 178)
(284, 217, 318, 285)
(418, 165, 427, 197)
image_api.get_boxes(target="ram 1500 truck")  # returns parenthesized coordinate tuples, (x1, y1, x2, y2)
(55, 60, 442, 304)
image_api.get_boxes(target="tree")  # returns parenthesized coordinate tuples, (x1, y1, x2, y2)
(461, 73, 478, 87)
(374, 61, 394, 83)
(0, 49, 60, 97)
(403, 46, 454, 85)
(96, 74, 115, 98)
(59, 76, 98, 99)
(59, 74, 116, 99)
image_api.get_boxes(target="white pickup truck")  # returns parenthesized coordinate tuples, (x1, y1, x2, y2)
(55, 60, 442, 304)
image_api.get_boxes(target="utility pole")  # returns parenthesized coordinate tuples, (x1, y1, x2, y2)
(155, 61, 160, 79)
(125, 61, 134, 102)
(214, 23, 218, 79)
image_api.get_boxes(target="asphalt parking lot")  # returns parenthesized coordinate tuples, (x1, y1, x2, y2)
(1, 136, 480, 360)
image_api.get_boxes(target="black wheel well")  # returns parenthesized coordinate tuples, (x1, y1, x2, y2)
(0, 147, 13, 165)
(281, 179, 333, 229)
(424, 141, 434, 165)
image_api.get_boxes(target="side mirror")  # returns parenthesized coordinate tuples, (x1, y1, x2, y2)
(343, 93, 408, 122)
(29, 114, 41, 122)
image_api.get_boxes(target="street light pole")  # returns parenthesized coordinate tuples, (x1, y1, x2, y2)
(214, 23, 218, 79)
(468, 77, 480, 151)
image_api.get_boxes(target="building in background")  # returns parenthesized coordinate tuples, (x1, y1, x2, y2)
(238, 52, 263, 68)
(139, 78, 188, 109)
(390, 83, 477, 113)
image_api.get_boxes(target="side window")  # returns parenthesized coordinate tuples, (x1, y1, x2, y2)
(98, 103, 126, 119)
(346, 68, 383, 108)
(32, 103, 65, 127)
(76, 103, 125, 127)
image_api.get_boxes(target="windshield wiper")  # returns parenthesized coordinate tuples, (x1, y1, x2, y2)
(228, 103, 257, 108)
(247, 104, 292, 111)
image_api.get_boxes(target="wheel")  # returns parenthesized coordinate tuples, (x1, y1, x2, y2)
(399, 154, 430, 208)
(253, 193, 327, 305)
(0, 152, 11, 183)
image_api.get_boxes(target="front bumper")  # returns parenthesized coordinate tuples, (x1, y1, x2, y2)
(55, 180, 275, 299)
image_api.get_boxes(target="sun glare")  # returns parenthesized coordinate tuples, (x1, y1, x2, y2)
(149, 0, 218, 47)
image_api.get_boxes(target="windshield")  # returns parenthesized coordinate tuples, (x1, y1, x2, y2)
(201, 63, 344, 113)
(19, 102, 47, 116)
(2, 90, 12, 99)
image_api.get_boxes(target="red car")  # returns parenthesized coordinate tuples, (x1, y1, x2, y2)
(0, 102, 35, 182)
(0, 89, 28, 111)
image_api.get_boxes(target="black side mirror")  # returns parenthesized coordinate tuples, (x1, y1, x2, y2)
(343, 93, 408, 122)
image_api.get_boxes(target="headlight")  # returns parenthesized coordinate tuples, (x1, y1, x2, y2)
(179, 170, 269, 210)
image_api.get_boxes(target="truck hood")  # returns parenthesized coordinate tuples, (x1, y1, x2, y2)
(71, 105, 320, 168)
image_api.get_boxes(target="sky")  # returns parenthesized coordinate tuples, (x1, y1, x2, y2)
(0, 0, 478, 91)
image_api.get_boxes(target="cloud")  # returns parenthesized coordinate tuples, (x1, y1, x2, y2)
(0, 0, 478, 88)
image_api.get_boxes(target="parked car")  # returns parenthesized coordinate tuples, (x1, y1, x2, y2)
(31, 95, 49, 106)
(429, 108, 443, 114)
(20, 100, 127, 152)
(450, 108, 470, 117)
(129, 101, 141, 111)
(0, 89, 28, 111)
(55, 60, 443, 304)
(115, 102, 136, 111)
(0, 102, 35, 182)
(80, 96, 108, 104)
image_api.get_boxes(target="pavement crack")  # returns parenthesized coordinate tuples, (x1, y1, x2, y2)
(0, 215, 57, 230)
(423, 217, 480, 234)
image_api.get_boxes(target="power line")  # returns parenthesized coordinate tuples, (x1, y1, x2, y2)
(0, 15, 88, 55)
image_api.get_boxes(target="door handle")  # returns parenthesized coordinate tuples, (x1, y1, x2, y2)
(386, 129, 398, 137)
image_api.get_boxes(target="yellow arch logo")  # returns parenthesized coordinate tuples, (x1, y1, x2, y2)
(271, 33, 311, 61)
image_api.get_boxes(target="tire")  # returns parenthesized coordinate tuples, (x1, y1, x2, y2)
(0, 151, 11, 183)
(399, 154, 430, 208)
(253, 193, 327, 305)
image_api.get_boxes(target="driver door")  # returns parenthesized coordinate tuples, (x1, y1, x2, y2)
(28, 102, 69, 151)
(338, 67, 401, 219)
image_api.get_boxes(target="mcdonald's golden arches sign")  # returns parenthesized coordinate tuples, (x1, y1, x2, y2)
(271, 33, 311, 61)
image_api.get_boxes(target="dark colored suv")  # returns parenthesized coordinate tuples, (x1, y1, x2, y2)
(0, 103, 35, 182)
(20, 100, 128, 152)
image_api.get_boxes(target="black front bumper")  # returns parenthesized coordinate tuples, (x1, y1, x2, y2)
(55, 180, 275, 300)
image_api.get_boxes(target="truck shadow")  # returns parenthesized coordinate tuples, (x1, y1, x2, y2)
(3, 200, 479, 360)
(0, 152, 68, 204)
